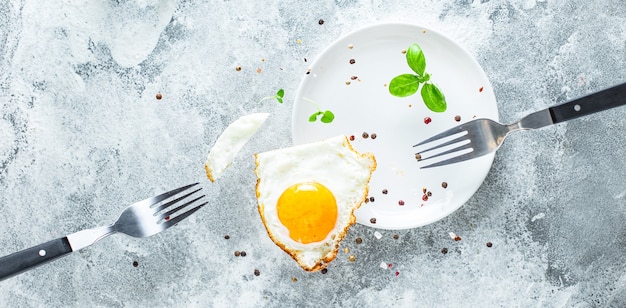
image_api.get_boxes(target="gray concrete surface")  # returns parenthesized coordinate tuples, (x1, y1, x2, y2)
(0, 0, 625, 306)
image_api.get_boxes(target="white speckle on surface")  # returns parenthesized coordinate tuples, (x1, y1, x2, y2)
(374, 231, 382, 239)
(380, 262, 387, 269)
(531, 212, 546, 222)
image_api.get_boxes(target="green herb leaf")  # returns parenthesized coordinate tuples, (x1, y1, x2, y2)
(260, 89, 285, 104)
(421, 83, 447, 112)
(389, 74, 421, 97)
(320, 110, 335, 123)
(309, 111, 323, 122)
(406, 43, 426, 76)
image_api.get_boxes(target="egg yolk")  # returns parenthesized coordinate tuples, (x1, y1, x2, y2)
(276, 182, 338, 244)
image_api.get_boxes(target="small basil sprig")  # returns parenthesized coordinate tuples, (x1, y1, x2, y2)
(259, 88, 285, 104)
(303, 97, 334, 123)
(389, 43, 447, 112)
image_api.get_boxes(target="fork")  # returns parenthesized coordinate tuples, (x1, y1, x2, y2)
(0, 183, 206, 281)
(414, 82, 626, 168)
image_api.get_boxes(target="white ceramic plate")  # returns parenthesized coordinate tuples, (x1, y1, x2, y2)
(292, 23, 498, 230)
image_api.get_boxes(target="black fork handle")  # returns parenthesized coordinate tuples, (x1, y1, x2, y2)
(549, 82, 626, 124)
(0, 237, 73, 281)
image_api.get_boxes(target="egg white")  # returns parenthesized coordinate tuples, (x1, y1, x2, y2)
(204, 113, 269, 182)
(254, 135, 376, 271)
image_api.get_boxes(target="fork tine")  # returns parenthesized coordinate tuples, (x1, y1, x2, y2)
(136, 182, 200, 208)
(416, 134, 469, 155)
(161, 203, 206, 228)
(151, 187, 202, 214)
(418, 142, 473, 162)
(413, 125, 466, 147)
(156, 194, 206, 220)
(420, 150, 479, 169)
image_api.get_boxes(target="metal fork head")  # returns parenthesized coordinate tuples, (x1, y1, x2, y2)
(413, 118, 508, 168)
(113, 183, 207, 238)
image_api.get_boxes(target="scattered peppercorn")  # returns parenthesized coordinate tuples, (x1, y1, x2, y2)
(424, 117, 432, 124)
(395, 271, 400, 276)
(240, 251, 247, 257)
(441, 248, 448, 254)
(370, 133, 377, 139)
(256, 67, 262, 74)
(349, 59, 356, 64)
(132, 261, 139, 267)
(254, 269, 260, 276)
(351, 75, 358, 80)
(318, 19, 324, 25)
(369, 196, 375, 202)
(370, 218, 377, 224)
(156, 93, 162, 100)
(415, 153, 422, 160)
(364, 198, 369, 204)
(422, 188, 427, 194)
(398, 200, 405, 206)
(454, 115, 461, 122)
(344, 248, 350, 254)
(234, 251, 241, 257)
(348, 255, 356, 262)
(382, 189, 388, 194)
(401, 49, 407, 54)
(453, 235, 462, 241)
(422, 194, 429, 201)
(348, 44, 354, 49)
(427, 191, 432, 197)
(442, 182, 448, 189)
(486, 242, 493, 248)
(235, 66, 242, 71)
(292, 277, 298, 282)
(321, 268, 328, 274)
(304, 58, 307, 62)
(362, 132, 369, 138)
(349, 135, 355, 141)
(224, 235, 230, 240)
(355, 237, 363, 244)
(479, 86, 484, 92)
(393, 234, 399, 240)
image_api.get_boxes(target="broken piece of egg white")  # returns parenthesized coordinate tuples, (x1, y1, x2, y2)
(204, 113, 270, 182)
(254, 135, 376, 272)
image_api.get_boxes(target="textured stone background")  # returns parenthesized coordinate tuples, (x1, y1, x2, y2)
(0, 0, 625, 307)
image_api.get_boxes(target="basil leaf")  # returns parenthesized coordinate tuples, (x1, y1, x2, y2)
(421, 83, 447, 112)
(276, 97, 283, 104)
(276, 89, 284, 98)
(389, 74, 421, 97)
(320, 110, 335, 123)
(406, 43, 426, 76)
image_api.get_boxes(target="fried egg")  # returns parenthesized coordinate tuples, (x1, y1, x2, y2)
(204, 113, 269, 182)
(254, 135, 376, 271)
